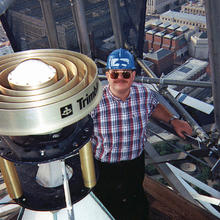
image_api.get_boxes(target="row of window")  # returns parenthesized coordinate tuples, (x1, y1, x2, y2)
(161, 17, 206, 29)
(182, 8, 205, 16)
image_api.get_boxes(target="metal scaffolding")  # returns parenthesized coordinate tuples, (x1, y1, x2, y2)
(205, 0, 220, 133)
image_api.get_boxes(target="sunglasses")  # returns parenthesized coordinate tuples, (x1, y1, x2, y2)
(109, 71, 132, 79)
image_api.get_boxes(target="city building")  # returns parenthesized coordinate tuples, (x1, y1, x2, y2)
(189, 31, 208, 60)
(165, 57, 209, 94)
(181, 0, 205, 16)
(143, 48, 174, 77)
(145, 20, 188, 61)
(6, 0, 145, 59)
(160, 10, 206, 31)
(96, 35, 115, 61)
(6, 0, 113, 51)
(146, 0, 186, 15)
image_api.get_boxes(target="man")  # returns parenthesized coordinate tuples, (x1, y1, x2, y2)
(90, 48, 192, 220)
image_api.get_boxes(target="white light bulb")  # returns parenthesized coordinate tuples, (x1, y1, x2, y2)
(8, 59, 56, 87)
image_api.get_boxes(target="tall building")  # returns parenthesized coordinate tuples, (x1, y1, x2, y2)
(145, 20, 188, 60)
(143, 48, 174, 76)
(189, 31, 208, 60)
(6, 0, 113, 51)
(5, 0, 146, 59)
(181, 0, 205, 16)
(165, 57, 209, 94)
(146, 0, 186, 15)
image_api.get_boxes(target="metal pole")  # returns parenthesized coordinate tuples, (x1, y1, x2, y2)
(108, 0, 124, 48)
(90, 192, 115, 219)
(144, 142, 198, 205)
(69, 0, 91, 57)
(98, 74, 212, 88)
(159, 88, 209, 141)
(136, 57, 158, 78)
(17, 207, 25, 220)
(79, 142, 96, 188)
(135, 76, 211, 88)
(204, 0, 220, 132)
(39, 0, 59, 48)
(0, 157, 23, 199)
(61, 160, 75, 220)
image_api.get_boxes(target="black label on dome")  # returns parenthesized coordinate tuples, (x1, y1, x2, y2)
(60, 104, 73, 118)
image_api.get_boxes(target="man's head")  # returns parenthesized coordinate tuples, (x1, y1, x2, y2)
(106, 48, 136, 100)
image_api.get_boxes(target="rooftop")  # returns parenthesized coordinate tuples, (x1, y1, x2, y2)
(165, 58, 208, 80)
(161, 10, 206, 24)
(151, 19, 162, 26)
(194, 31, 208, 39)
(145, 48, 173, 61)
(167, 24, 180, 30)
(176, 25, 189, 32)
(159, 22, 170, 28)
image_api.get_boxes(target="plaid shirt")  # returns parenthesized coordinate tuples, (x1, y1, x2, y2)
(90, 82, 159, 163)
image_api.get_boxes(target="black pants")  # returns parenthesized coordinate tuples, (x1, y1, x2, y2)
(94, 153, 149, 220)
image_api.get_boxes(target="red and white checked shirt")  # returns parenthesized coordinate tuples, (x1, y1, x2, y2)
(90, 82, 159, 163)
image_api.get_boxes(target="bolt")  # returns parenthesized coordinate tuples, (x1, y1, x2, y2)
(52, 134, 60, 139)
(73, 142, 78, 148)
(40, 150, 45, 156)
(84, 128, 89, 132)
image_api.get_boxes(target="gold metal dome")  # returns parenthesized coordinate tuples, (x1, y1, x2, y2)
(0, 49, 102, 136)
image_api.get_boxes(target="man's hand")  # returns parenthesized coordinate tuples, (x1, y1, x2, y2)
(151, 104, 193, 139)
(170, 119, 193, 139)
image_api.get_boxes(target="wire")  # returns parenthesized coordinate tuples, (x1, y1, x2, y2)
(17, 207, 25, 220)
(184, 133, 202, 149)
(148, 128, 210, 167)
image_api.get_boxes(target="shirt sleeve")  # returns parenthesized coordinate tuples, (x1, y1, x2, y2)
(146, 88, 159, 116)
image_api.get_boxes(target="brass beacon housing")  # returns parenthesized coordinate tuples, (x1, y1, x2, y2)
(0, 49, 102, 212)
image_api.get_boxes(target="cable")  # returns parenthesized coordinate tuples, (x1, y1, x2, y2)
(0, 202, 17, 205)
(17, 207, 25, 220)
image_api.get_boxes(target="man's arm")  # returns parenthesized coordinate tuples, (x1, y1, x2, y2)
(151, 103, 193, 139)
